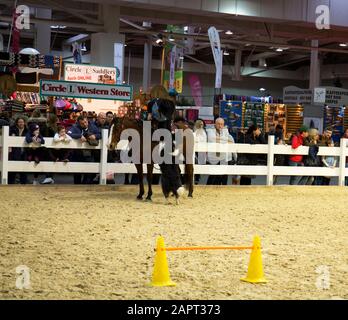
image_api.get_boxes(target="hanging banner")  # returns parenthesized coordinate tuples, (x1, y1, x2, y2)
(40, 80, 132, 101)
(114, 42, 124, 84)
(64, 64, 116, 84)
(208, 26, 222, 89)
(169, 45, 176, 89)
(188, 74, 202, 107)
(163, 43, 183, 93)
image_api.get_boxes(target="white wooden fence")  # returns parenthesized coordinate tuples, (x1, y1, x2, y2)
(1, 126, 347, 186)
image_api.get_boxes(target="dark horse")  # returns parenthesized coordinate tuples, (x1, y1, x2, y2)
(109, 116, 194, 201)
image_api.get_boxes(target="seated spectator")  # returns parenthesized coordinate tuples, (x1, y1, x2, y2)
(51, 125, 72, 162)
(25, 123, 45, 185)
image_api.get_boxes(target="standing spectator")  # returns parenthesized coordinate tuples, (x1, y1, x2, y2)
(193, 119, 207, 185)
(320, 128, 333, 146)
(239, 124, 266, 185)
(8, 116, 28, 184)
(92, 112, 109, 183)
(105, 111, 114, 128)
(303, 128, 321, 185)
(67, 115, 100, 184)
(206, 118, 237, 185)
(288, 125, 309, 185)
(41, 114, 59, 184)
(321, 140, 337, 185)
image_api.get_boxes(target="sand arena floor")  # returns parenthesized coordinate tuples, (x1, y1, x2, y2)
(0, 185, 347, 300)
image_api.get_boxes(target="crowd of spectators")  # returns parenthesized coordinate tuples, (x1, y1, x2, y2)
(0, 108, 347, 186)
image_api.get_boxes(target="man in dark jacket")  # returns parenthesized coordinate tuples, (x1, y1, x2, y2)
(67, 115, 100, 184)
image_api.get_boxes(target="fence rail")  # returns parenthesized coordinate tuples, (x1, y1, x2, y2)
(1, 126, 347, 186)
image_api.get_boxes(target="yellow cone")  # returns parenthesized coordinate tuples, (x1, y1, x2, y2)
(149, 236, 176, 287)
(241, 236, 267, 284)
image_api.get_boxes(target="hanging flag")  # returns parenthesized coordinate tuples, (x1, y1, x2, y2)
(208, 26, 222, 89)
(169, 45, 176, 89)
(188, 74, 202, 107)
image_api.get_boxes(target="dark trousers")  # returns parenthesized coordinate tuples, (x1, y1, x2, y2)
(72, 150, 95, 184)
(240, 176, 252, 185)
(322, 177, 331, 185)
(207, 161, 232, 185)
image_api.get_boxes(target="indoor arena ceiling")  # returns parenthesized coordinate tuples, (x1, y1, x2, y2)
(1, 0, 348, 77)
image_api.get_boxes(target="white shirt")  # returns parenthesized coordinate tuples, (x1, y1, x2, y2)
(206, 127, 237, 164)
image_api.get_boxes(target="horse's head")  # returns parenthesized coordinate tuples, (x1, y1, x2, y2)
(109, 117, 123, 151)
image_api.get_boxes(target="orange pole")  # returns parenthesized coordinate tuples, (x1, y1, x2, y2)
(159, 246, 254, 252)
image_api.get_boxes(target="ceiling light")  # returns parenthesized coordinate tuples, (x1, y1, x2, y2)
(259, 88, 266, 92)
(225, 30, 233, 35)
(339, 43, 348, 47)
(50, 25, 66, 29)
(223, 51, 230, 56)
(276, 48, 284, 52)
(81, 43, 87, 51)
(245, 43, 251, 47)
(168, 33, 175, 42)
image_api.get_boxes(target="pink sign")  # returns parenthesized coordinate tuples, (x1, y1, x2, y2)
(188, 74, 202, 107)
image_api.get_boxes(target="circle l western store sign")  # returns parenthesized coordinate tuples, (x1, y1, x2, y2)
(40, 80, 132, 101)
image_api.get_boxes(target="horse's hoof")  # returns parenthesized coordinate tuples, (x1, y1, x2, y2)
(188, 194, 193, 198)
(145, 197, 152, 202)
(136, 196, 143, 200)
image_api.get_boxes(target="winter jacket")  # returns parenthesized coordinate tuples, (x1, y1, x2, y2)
(289, 134, 304, 163)
(9, 125, 28, 160)
(67, 122, 100, 140)
(25, 132, 45, 145)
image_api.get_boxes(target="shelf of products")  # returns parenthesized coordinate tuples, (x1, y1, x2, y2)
(243, 102, 265, 130)
(219, 100, 243, 129)
(16, 91, 40, 105)
(285, 105, 304, 139)
(265, 104, 287, 133)
(117, 104, 141, 118)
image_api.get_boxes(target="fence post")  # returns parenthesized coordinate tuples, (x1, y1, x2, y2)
(99, 129, 108, 185)
(338, 138, 347, 186)
(266, 135, 275, 186)
(0, 126, 9, 185)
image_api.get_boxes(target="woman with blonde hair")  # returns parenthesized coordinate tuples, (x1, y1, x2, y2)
(303, 128, 321, 185)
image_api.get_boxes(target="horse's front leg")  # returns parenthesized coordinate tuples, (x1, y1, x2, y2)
(146, 164, 154, 201)
(186, 164, 194, 197)
(135, 164, 144, 200)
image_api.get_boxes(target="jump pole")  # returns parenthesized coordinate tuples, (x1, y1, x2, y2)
(149, 236, 267, 287)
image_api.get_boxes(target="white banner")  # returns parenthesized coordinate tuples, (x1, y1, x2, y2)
(64, 64, 116, 83)
(208, 26, 222, 89)
(40, 80, 132, 101)
(114, 42, 124, 84)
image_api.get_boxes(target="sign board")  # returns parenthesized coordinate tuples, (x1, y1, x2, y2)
(313, 87, 326, 104)
(64, 64, 116, 84)
(317, 86, 348, 106)
(40, 80, 132, 101)
(283, 86, 312, 105)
